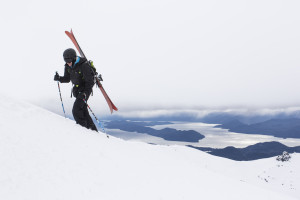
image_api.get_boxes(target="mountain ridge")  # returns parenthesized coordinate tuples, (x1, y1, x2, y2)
(188, 141, 300, 161)
(216, 118, 300, 138)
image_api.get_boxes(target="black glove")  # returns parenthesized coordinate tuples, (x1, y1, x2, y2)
(77, 92, 86, 100)
(54, 72, 60, 81)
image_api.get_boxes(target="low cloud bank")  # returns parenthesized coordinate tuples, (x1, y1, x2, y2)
(104, 106, 300, 123)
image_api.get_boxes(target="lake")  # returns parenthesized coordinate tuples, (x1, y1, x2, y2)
(107, 122, 300, 148)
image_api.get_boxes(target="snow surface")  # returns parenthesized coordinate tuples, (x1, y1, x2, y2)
(0, 96, 299, 200)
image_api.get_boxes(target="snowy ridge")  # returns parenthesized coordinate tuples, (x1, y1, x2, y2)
(0, 96, 299, 200)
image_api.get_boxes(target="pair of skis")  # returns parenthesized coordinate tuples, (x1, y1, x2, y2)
(65, 29, 118, 114)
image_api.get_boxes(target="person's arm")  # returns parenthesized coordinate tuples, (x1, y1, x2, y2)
(59, 66, 71, 83)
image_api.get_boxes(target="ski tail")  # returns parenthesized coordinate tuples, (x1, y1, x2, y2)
(96, 78, 118, 114)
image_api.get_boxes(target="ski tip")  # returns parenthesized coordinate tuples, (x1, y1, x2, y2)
(112, 106, 118, 113)
(65, 29, 73, 35)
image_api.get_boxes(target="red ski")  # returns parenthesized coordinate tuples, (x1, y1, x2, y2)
(65, 29, 118, 114)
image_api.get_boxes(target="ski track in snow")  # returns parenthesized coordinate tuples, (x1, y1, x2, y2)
(0, 96, 299, 200)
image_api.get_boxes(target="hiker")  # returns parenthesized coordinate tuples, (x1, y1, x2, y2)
(54, 48, 98, 132)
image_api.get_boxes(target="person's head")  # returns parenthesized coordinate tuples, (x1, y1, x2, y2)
(63, 48, 77, 66)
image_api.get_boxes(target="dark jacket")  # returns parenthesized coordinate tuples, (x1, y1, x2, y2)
(59, 57, 95, 97)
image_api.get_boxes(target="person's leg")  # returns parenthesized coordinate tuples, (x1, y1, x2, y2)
(83, 106, 98, 132)
(72, 98, 88, 128)
(83, 91, 98, 131)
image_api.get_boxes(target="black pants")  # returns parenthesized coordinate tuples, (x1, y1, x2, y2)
(72, 93, 98, 132)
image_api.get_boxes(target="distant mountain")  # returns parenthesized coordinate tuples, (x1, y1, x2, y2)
(199, 112, 300, 125)
(106, 120, 205, 142)
(188, 141, 300, 161)
(216, 118, 300, 138)
(200, 112, 242, 124)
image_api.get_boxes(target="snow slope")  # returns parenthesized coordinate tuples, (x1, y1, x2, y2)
(0, 96, 299, 200)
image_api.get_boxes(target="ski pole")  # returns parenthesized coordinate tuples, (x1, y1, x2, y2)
(56, 72, 66, 118)
(83, 99, 109, 138)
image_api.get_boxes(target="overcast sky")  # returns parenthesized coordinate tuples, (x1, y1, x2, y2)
(1, 0, 300, 115)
